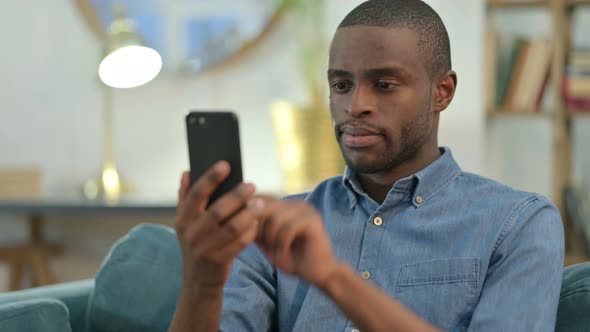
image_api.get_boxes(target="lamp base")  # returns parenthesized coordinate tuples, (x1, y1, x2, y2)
(82, 163, 133, 204)
(270, 100, 345, 194)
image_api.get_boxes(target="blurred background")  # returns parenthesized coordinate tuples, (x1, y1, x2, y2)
(0, 0, 588, 291)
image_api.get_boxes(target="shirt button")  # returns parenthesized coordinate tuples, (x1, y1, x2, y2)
(351, 329, 360, 332)
(373, 217, 383, 226)
(361, 271, 371, 280)
(415, 196, 423, 204)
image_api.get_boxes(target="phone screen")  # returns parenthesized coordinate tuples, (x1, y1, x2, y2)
(185, 111, 243, 206)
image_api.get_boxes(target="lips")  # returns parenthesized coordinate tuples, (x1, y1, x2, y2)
(342, 126, 381, 136)
(340, 125, 383, 148)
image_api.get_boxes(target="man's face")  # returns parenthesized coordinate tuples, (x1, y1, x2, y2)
(328, 26, 436, 175)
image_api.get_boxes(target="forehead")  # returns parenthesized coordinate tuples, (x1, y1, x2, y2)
(329, 26, 425, 75)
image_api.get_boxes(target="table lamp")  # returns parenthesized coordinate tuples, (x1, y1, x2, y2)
(84, 6, 162, 203)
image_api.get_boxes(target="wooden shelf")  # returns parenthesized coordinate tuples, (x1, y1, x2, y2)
(567, 0, 590, 7)
(568, 111, 590, 119)
(487, 109, 552, 118)
(488, 0, 548, 8)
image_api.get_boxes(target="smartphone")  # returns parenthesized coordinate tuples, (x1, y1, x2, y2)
(185, 111, 243, 206)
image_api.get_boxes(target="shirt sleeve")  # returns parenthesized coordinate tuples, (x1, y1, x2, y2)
(220, 244, 277, 332)
(467, 196, 565, 331)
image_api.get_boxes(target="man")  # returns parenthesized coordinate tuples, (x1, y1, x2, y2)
(169, 0, 564, 331)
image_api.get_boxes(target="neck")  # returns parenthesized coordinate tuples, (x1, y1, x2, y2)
(358, 145, 441, 204)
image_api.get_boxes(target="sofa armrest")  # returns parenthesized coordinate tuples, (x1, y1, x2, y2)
(0, 298, 72, 332)
(556, 262, 590, 332)
(0, 279, 94, 332)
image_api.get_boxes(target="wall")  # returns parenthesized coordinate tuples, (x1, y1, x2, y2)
(1, 0, 486, 198)
(0, 0, 486, 290)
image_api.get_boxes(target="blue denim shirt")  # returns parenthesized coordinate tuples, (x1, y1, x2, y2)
(220, 147, 564, 331)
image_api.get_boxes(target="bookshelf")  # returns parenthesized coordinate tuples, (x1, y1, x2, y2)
(488, 0, 549, 8)
(487, 0, 590, 7)
(485, 0, 590, 256)
(487, 110, 553, 119)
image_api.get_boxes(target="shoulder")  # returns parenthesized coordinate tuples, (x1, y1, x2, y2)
(454, 171, 553, 209)
(455, 171, 526, 194)
(455, 172, 562, 249)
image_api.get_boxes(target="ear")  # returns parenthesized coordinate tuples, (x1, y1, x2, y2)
(433, 70, 457, 113)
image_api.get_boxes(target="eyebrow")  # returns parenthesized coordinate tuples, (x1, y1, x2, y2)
(366, 67, 411, 78)
(327, 66, 412, 80)
(327, 69, 352, 79)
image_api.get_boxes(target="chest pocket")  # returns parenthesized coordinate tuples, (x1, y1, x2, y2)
(395, 258, 480, 331)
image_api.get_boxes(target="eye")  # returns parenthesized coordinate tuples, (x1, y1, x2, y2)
(331, 81, 352, 93)
(376, 81, 398, 90)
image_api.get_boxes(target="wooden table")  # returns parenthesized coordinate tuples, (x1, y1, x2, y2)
(0, 198, 176, 290)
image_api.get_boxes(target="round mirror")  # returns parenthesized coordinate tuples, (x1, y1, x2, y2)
(75, 0, 287, 75)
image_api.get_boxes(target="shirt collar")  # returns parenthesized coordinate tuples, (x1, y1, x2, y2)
(342, 147, 462, 209)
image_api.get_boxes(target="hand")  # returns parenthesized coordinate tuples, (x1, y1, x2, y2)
(176, 161, 258, 293)
(252, 197, 339, 288)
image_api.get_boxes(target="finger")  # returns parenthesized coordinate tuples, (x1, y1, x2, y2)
(249, 195, 282, 221)
(210, 216, 258, 263)
(248, 196, 286, 243)
(273, 220, 311, 273)
(179, 161, 230, 222)
(184, 183, 255, 248)
(251, 199, 284, 247)
(274, 209, 315, 261)
(201, 182, 256, 227)
(194, 205, 257, 253)
(177, 171, 190, 210)
(176, 171, 191, 232)
(178, 171, 191, 203)
(262, 204, 303, 254)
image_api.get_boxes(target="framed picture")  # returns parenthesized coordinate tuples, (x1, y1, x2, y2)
(77, 0, 286, 74)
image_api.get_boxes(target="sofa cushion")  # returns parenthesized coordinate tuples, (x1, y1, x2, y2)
(555, 262, 590, 332)
(0, 298, 71, 332)
(0, 279, 93, 332)
(87, 223, 182, 332)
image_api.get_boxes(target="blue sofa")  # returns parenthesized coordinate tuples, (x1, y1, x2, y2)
(0, 223, 588, 331)
(0, 224, 182, 332)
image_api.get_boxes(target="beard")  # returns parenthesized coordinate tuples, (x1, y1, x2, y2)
(336, 104, 433, 175)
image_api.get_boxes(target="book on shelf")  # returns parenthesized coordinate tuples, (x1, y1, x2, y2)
(484, 28, 497, 112)
(565, 97, 590, 112)
(564, 78, 590, 112)
(501, 37, 553, 113)
(564, 50, 590, 112)
(566, 51, 590, 98)
(570, 50, 590, 68)
(566, 74, 590, 98)
(494, 37, 524, 109)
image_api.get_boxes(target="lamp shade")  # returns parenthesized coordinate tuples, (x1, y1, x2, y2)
(98, 8, 162, 89)
(99, 45, 161, 88)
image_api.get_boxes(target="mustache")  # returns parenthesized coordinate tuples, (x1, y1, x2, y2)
(334, 119, 385, 135)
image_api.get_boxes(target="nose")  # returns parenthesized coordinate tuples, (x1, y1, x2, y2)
(347, 84, 375, 118)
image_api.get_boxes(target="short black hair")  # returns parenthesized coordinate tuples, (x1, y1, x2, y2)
(338, 0, 451, 79)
